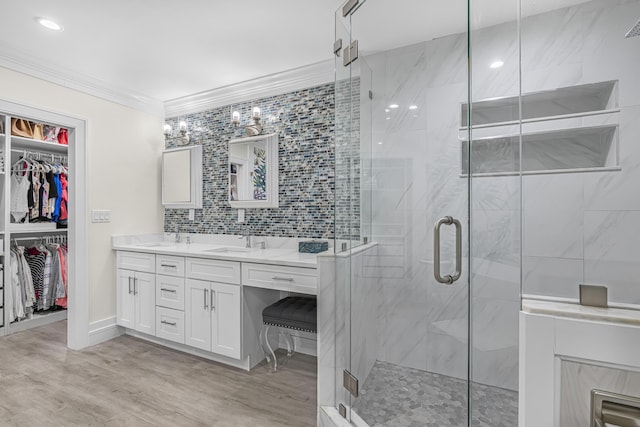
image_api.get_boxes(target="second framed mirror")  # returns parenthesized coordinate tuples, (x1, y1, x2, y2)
(229, 133, 279, 208)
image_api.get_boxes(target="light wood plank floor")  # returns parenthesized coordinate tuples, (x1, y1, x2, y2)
(0, 321, 317, 426)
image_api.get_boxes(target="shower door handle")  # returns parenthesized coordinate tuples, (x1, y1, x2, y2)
(433, 216, 462, 285)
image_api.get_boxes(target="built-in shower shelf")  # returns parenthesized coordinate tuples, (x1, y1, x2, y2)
(461, 124, 618, 175)
(460, 80, 618, 128)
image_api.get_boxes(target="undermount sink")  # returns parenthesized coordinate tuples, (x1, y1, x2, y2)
(135, 242, 175, 248)
(205, 247, 256, 253)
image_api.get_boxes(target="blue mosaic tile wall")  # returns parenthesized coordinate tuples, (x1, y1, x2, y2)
(164, 83, 337, 238)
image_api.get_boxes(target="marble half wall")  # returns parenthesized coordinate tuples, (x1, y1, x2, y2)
(317, 244, 380, 414)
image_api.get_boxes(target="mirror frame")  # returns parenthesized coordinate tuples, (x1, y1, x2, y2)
(229, 133, 279, 208)
(162, 145, 203, 209)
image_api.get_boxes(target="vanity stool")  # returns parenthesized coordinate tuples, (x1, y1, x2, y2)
(259, 296, 317, 372)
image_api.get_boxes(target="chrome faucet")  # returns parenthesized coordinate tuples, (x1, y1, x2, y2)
(175, 232, 181, 244)
(239, 227, 251, 248)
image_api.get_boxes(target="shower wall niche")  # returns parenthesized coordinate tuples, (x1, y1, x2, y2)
(461, 80, 619, 175)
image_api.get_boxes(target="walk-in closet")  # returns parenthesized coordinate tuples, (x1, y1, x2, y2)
(0, 111, 71, 335)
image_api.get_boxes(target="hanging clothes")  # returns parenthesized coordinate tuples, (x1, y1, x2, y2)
(25, 246, 46, 310)
(10, 155, 68, 226)
(10, 172, 30, 222)
(58, 173, 68, 228)
(55, 244, 68, 308)
(9, 240, 67, 322)
(9, 245, 36, 322)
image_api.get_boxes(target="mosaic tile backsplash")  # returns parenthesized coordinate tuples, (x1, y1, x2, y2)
(164, 83, 337, 238)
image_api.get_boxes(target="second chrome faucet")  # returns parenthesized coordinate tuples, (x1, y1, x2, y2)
(239, 227, 251, 248)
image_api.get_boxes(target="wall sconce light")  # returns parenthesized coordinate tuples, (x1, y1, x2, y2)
(163, 120, 190, 145)
(232, 106, 263, 136)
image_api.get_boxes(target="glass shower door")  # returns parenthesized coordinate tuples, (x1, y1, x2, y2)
(335, 0, 472, 425)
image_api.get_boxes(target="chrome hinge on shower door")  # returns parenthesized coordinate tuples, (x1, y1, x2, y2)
(334, 39, 342, 57)
(343, 369, 359, 398)
(343, 40, 359, 67)
(342, 0, 360, 16)
(339, 403, 347, 419)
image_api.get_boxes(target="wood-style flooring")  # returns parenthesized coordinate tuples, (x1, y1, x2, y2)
(0, 321, 317, 426)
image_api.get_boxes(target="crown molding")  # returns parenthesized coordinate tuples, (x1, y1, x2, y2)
(0, 43, 165, 117)
(164, 59, 335, 118)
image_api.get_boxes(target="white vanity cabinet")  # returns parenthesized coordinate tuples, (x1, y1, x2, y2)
(113, 244, 318, 370)
(185, 258, 242, 359)
(116, 252, 156, 335)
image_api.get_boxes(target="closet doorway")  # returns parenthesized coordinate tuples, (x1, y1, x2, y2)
(0, 98, 88, 349)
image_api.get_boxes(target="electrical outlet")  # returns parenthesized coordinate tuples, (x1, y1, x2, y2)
(237, 209, 245, 223)
(91, 210, 111, 223)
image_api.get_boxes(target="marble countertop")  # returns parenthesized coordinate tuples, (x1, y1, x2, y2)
(112, 235, 320, 269)
(522, 299, 640, 326)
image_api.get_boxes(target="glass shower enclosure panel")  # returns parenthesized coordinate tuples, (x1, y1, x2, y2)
(336, 0, 472, 425)
(468, 0, 521, 424)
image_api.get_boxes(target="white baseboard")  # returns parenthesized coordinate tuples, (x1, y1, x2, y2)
(125, 329, 252, 371)
(88, 317, 124, 346)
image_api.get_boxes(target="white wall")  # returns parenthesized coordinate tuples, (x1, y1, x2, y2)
(0, 66, 164, 324)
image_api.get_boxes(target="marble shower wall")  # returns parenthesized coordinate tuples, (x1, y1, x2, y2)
(520, 0, 640, 305)
(362, 0, 640, 394)
(363, 15, 521, 392)
(366, 38, 474, 385)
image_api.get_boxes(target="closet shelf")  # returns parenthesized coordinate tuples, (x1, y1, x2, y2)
(11, 136, 68, 154)
(9, 224, 65, 234)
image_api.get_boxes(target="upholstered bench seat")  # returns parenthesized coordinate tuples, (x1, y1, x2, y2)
(260, 296, 317, 371)
(262, 296, 317, 333)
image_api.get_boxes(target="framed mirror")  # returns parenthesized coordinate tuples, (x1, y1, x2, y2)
(162, 145, 203, 208)
(229, 133, 279, 208)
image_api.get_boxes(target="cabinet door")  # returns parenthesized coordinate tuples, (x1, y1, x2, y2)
(134, 271, 156, 335)
(116, 269, 135, 329)
(211, 282, 241, 359)
(185, 279, 211, 351)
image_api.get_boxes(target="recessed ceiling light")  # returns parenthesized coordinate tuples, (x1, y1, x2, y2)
(377, 141, 383, 145)
(490, 60, 504, 69)
(385, 109, 390, 113)
(409, 105, 418, 110)
(389, 104, 399, 109)
(36, 18, 63, 31)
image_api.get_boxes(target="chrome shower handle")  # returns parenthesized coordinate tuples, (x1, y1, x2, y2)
(434, 216, 462, 285)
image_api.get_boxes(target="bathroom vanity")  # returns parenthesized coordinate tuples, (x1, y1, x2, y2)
(112, 235, 320, 370)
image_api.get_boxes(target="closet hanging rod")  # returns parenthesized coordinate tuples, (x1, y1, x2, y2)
(12, 234, 67, 240)
(12, 237, 67, 243)
(10, 149, 68, 162)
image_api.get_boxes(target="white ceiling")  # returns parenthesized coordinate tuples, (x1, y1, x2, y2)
(0, 0, 591, 114)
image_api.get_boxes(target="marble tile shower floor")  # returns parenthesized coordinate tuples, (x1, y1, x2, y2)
(352, 361, 518, 427)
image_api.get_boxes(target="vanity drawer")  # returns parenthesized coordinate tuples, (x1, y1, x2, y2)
(241, 263, 317, 295)
(117, 251, 155, 273)
(156, 255, 185, 277)
(155, 307, 185, 344)
(186, 257, 241, 284)
(156, 275, 185, 311)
